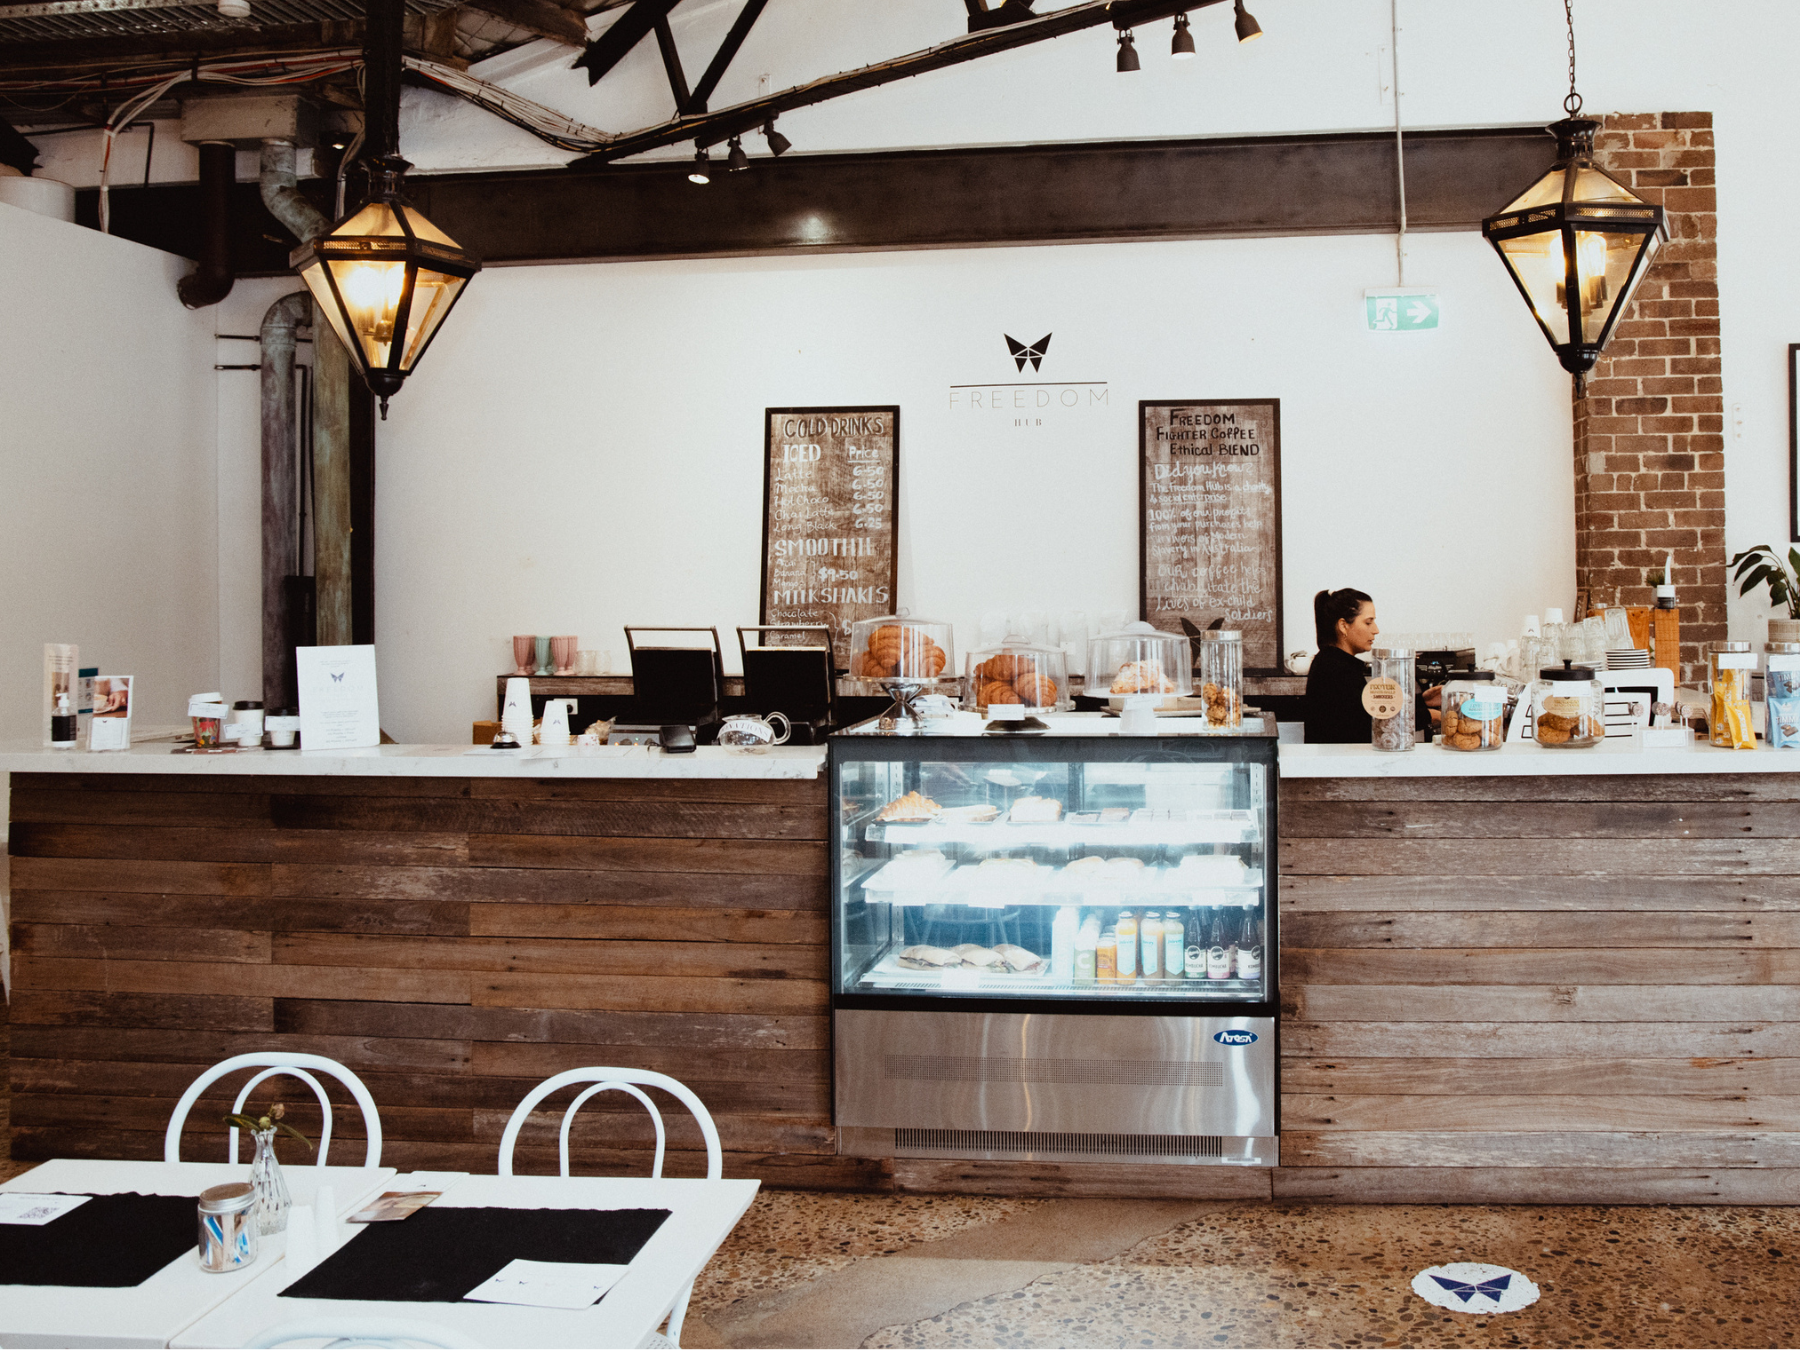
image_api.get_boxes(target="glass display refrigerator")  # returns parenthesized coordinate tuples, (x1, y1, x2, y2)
(830, 718, 1278, 1168)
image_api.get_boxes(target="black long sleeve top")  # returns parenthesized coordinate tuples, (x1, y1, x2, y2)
(1303, 645, 1373, 744)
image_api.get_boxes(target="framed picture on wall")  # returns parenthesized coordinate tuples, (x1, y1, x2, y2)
(1790, 344, 1800, 541)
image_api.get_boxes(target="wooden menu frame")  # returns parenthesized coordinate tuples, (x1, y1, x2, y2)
(760, 406, 900, 672)
(1139, 399, 1284, 676)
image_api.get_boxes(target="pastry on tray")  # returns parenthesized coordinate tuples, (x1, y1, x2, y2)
(897, 944, 962, 970)
(878, 790, 940, 822)
(866, 624, 948, 679)
(939, 804, 1001, 824)
(1008, 795, 1063, 823)
(1110, 660, 1174, 694)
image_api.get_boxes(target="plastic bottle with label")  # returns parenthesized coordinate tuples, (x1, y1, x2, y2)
(1207, 909, 1232, 979)
(1162, 911, 1185, 978)
(1096, 926, 1118, 983)
(1139, 911, 1163, 980)
(1074, 913, 1099, 985)
(1114, 910, 1138, 983)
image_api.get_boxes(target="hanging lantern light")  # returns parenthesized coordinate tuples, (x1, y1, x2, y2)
(292, 155, 480, 419)
(1481, 1, 1666, 390)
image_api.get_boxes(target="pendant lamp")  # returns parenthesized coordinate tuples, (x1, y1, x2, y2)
(1480, 1, 1665, 390)
(291, 0, 480, 418)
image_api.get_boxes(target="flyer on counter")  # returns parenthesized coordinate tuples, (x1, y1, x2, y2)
(296, 645, 381, 750)
(348, 1190, 442, 1223)
(87, 675, 134, 751)
(464, 1258, 631, 1309)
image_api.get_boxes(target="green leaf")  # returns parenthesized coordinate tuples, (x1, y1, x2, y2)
(1787, 547, 1800, 578)
(276, 1120, 315, 1150)
(224, 1113, 263, 1131)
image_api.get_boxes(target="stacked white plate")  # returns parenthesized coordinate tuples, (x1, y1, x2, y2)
(1606, 648, 1651, 669)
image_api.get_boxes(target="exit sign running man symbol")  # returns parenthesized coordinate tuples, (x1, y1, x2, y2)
(1364, 291, 1440, 331)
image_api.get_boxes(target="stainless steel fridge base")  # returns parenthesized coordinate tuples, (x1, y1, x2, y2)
(839, 1125, 1277, 1167)
(835, 1008, 1276, 1161)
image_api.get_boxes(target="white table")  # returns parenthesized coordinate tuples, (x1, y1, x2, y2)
(0, 1159, 397, 1349)
(174, 1172, 760, 1350)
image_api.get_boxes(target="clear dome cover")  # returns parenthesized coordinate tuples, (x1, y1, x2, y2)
(964, 636, 1069, 711)
(846, 616, 955, 683)
(1086, 622, 1192, 699)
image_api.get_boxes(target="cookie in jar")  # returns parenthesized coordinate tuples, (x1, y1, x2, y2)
(1530, 663, 1604, 747)
(1439, 675, 1509, 751)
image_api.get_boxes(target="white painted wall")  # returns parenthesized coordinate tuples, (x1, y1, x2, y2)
(375, 228, 1569, 742)
(0, 202, 221, 740)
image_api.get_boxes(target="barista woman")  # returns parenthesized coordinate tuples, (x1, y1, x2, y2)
(1303, 588, 1439, 744)
(1303, 588, 1379, 743)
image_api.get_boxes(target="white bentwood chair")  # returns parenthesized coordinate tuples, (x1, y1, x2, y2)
(245, 1316, 479, 1348)
(496, 1068, 724, 1349)
(164, 1052, 384, 1167)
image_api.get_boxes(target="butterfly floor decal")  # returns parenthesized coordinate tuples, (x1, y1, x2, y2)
(1410, 1262, 1541, 1315)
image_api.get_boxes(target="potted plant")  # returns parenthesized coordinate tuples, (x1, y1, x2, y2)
(1728, 545, 1800, 643)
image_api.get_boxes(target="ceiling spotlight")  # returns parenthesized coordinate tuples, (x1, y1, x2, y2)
(761, 119, 791, 157)
(727, 136, 749, 172)
(1116, 28, 1140, 73)
(1234, 0, 1262, 42)
(688, 146, 711, 184)
(217, 0, 250, 17)
(1171, 12, 1195, 58)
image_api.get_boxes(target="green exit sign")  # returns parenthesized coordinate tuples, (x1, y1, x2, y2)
(1365, 290, 1441, 332)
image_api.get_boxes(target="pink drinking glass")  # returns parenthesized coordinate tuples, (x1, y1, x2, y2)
(512, 635, 535, 676)
(551, 636, 577, 675)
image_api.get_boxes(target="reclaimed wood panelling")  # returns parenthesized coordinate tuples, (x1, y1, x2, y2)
(1278, 770, 1800, 1204)
(5, 772, 849, 1189)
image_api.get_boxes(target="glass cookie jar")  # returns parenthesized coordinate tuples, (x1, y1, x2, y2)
(1767, 642, 1800, 750)
(965, 636, 1069, 712)
(1366, 647, 1415, 752)
(1531, 663, 1605, 748)
(1709, 641, 1757, 749)
(1195, 630, 1243, 731)
(1439, 674, 1509, 751)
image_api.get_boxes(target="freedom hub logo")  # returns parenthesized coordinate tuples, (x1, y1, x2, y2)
(1213, 1029, 1258, 1047)
(946, 331, 1109, 428)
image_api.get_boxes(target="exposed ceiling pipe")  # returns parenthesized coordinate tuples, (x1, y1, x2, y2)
(175, 140, 236, 308)
(260, 289, 312, 710)
(259, 136, 329, 244)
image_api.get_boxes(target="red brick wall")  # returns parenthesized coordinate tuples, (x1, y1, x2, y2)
(1572, 111, 1723, 684)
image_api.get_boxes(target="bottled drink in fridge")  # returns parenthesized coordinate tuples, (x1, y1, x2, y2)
(1139, 911, 1163, 980)
(1162, 910, 1185, 978)
(1207, 908, 1232, 980)
(1075, 913, 1099, 984)
(1115, 910, 1138, 983)
(1237, 908, 1263, 981)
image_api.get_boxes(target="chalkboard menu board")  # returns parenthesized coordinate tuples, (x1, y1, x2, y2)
(1139, 399, 1283, 674)
(761, 406, 900, 671)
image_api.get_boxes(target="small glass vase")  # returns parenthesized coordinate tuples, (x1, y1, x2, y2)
(248, 1126, 292, 1236)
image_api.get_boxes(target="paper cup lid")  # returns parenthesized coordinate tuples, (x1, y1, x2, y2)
(188, 698, 228, 716)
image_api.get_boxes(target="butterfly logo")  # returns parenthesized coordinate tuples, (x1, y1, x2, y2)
(1004, 332, 1052, 372)
(1430, 1273, 1512, 1304)
(330, 671, 345, 683)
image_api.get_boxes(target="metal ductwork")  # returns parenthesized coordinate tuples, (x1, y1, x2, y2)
(175, 141, 235, 309)
(259, 136, 329, 244)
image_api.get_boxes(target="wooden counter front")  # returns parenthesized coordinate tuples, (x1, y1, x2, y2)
(4, 770, 874, 1187)
(1278, 771, 1800, 1204)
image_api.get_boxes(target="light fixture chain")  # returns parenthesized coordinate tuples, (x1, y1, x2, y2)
(1563, 0, 1582, 116)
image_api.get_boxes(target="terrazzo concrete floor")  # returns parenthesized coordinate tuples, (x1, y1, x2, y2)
(684, 1191, 1800, 1349)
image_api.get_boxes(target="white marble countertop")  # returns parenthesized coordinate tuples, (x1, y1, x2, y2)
(1278, 739, 1800, 777)
(0, 740, 826, 779)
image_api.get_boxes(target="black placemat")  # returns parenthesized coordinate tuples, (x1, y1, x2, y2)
(279, 1206, 671, 1304)
(0, 1192, 198, 1287)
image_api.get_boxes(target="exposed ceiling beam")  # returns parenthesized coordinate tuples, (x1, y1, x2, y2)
(571, 0, 1228, 165)
(570, 0, 676, 86)
(650, 11, 685, 111)
(461, 0, 586, 48)
(684, 0, 761, 115)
